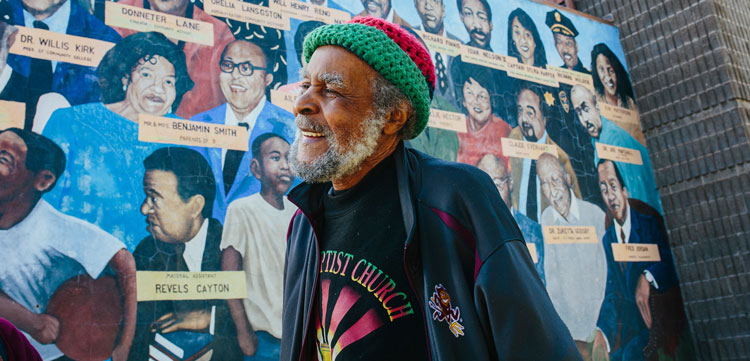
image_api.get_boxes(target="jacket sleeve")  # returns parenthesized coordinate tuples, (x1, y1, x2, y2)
(473, 241, 582, 361)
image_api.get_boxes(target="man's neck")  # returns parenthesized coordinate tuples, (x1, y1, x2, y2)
(426, 24, 445, 37)
(260, 187, 285, 210)
(24, 0, 67, 20)
(180, 217, 205, 243)
(0, 194, 38, 230)
(615, 204, 629, 227)
(468, 116, 489, 133)
(151, 1, 189, 17)
(332, 139, 400, 191)
(230, 99, 262, 123)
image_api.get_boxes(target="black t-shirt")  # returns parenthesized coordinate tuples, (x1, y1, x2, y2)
(313, 154, 429, 361)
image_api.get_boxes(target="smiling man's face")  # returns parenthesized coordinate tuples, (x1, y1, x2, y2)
(290, 46, 388, 183)
(219, 40, 272, 117)
(360, 0, 391, 19)
(0, 131, 32, 203)
(415, 0, 445, 34)
(554, 33, 578, 69)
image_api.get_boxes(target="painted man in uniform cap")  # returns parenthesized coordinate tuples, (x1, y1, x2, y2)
(282, 16, 581, 361)
(546, 9, 589, 74)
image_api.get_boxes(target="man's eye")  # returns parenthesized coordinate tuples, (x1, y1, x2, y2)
(271, 156, 281, 161)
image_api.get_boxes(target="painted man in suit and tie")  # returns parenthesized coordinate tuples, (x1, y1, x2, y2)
(571, 85, 661, 213)
(476, 153, 545, 284)
(191, 39, 295, 222)
(131, 147, 242, 361)
(509, 82, 580, 222)
(5, 0, 120, 128)
(592, 159, 679, 361)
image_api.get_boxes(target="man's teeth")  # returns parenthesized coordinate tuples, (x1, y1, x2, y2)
(302, 130, 324, 137)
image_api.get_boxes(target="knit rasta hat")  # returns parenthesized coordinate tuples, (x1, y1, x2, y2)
(302, 16, 436, 139)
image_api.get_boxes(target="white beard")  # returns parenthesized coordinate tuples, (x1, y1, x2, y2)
(289, 111, 388, 183)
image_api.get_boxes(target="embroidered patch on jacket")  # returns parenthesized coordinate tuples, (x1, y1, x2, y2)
(428, 284, 465, 337)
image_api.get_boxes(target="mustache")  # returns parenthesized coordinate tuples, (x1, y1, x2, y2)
(295, 114, 329, 134)
(470, 29, 486, 38)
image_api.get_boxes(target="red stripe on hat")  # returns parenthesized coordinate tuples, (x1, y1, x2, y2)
(348, 16, 436, 94)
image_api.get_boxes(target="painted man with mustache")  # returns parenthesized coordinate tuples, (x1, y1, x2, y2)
(281, 17, 580, 361)
(545, 10, 589, 74)
(131, 147, 242, 361)
(509, 82, 580, 222)
(221, 133, 296, 360)
(458, 0, 493, 51)
(537, 152, 607, 360)
(358, 0, 412, 27)
(570, 85, 662, 213)
(593, 159, 679, 361)
(191, 39, 296, 222)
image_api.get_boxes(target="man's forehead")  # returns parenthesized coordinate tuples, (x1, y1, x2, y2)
(0, 131, 27, 151)
(261, 137, 289, 153)
(224, 40, 265, 62)
(302, 46, 376, 85)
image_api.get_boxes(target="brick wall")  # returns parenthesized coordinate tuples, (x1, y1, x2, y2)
(573, 0, 750, 360)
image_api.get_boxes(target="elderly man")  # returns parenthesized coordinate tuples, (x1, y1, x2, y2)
(545, 10, 589, 73)
(5, 0, 120, 126)
(537, 153, 607, 357)
(458, 0, 493, 51)
(510, 82, 580, 222)
(191, 39, 296, 222)
(358, 0, 412, 27)
(282, 16, 580, 361)
(593, 160, 678, 361)
(571, 85, 662, 213)
(221, 133, 296, 360)
(130, 147, 241, 361)
(0, 128, 135, 361)
(476, 153, 545, 284)
(113, 0, 234, 118)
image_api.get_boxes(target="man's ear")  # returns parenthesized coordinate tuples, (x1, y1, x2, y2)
(250, 158, 262, 180)
(33, 170, 57, 193)
(383, 101, 410, 136)
(187, 194, 205, 219)
(265, 72, 274, 87)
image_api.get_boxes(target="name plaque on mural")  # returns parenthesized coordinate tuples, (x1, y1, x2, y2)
(137, 271, 246, 301)
(501, 137, 558, 159)
(611, 243, 661, 262)
(596, 142, 643, 165)
(106, 2, 214, 46)
(428, 109, 468, 133)
(9, 26, 115, 67)
(138, 114, 249, 151)
(543, 226, 598, 244)
(204, 0, 291, 30)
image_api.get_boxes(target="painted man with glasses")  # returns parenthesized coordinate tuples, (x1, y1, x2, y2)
(191, 39, 296, 222)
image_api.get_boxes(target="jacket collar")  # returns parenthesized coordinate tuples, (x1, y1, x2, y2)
(287, 142, 419, 243)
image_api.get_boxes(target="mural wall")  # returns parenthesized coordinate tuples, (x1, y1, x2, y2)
(0, 0, 694, 359)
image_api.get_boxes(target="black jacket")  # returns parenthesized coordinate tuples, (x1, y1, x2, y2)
(282, 144, 581, 361)
(130, 218, 242, 360)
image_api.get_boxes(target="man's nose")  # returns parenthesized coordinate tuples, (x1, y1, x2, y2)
(294, 88, 320, 116)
